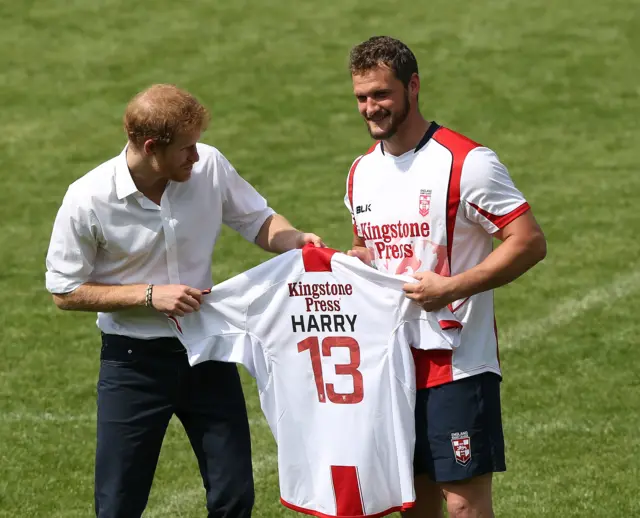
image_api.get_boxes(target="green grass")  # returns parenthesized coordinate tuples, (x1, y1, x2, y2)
(1, 0, 639, 516)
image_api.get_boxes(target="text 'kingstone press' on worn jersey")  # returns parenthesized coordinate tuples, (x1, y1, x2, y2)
(344, 124, 530, 389)
(168, 245, 462, 518)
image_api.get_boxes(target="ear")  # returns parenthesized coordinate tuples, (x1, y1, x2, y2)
(143, 139, 156, 156)
(409, 73, 420, 97)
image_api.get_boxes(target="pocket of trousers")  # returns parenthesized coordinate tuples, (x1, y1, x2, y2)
(100, 337, 138, 367)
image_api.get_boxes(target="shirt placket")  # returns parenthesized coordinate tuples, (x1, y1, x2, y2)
(161, 192, 181, 284)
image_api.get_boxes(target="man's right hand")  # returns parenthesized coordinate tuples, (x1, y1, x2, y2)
(151, 285, 204, 316)
(347, 246, 374, 267)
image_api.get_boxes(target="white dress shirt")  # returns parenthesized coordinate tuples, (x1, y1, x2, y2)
(45, 143, 275, 338)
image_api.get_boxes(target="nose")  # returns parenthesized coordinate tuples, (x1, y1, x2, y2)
(365, 98, 379, 118)
(190, 146, 199, 163)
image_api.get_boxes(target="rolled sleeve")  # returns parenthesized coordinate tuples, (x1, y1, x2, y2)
(219, 154, 276, 242)
(45, 190, 99, 294)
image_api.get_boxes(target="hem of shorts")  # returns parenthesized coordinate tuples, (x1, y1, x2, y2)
(430, 464, 507, 484)
(280, 498, 415, 518)
(419, 365, 502, 389)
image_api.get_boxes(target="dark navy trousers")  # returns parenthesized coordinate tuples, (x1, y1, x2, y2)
(95, 333, 254, 518)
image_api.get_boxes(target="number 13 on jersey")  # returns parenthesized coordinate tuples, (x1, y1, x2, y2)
(297, 336, 364, 404)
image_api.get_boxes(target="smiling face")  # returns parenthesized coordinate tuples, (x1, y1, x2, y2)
(352, 65, 415, 141)
(144, 131, 201, 182)
(153, 130, 201, 182)
(124, 84, 209, 182)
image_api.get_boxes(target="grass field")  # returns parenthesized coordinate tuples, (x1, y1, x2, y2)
(1, 0, 639, 516)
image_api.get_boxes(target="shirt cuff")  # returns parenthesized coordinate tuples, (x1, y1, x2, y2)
(45, 272, 86, 294)
(239, 207, 276, 243)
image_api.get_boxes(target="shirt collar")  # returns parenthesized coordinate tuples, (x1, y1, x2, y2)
(114, 145, 139, 200)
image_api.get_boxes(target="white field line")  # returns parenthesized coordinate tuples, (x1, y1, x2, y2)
(505, 416, 617, 438)
(499, 268, 640, 350)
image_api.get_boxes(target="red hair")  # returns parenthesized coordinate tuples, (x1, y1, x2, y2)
(123, 84, 210, 148)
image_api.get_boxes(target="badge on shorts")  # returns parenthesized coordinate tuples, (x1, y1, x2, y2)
(418, 189, 431, 217)
(451, 431, 471, 466)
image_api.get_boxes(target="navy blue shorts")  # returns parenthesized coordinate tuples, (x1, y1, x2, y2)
(414, 372, 506, 482)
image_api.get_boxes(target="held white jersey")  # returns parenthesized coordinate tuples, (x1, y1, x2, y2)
(344, 124, 530, 388)
(169, 245, 462, 518)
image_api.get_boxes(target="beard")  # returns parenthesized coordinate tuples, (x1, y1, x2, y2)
(365, 91, 411, 140)
(168, 164, 194, 182)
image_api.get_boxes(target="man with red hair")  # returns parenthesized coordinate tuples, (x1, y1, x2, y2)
(46, 84, 323, 518)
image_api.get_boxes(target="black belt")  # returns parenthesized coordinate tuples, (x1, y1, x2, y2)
(101, 332, 186, 355)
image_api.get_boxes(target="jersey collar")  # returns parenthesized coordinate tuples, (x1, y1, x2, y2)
(380, 121, 440, 156)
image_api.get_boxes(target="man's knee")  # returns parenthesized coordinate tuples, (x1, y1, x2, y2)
(445, 496, 493, 518)
(445, 496, 475, 518)
(442, 474, 494, 518)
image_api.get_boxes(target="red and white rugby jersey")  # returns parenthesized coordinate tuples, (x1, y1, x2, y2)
(168, 245, 461, 518)
(344, 123, 530, 389)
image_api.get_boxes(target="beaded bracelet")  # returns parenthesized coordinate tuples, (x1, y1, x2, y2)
(145, 284, 154, 308)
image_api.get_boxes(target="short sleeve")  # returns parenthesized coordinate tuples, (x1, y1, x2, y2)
(45, 189, 99, 294)
(218, 153, 276, 242)
(460, 147, 530, 234)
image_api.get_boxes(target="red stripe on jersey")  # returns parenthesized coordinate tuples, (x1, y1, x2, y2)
(439, 319, 463, 330)
(414, 128, 479, 390)
(348, 143, 379, 237)
(450, 297, 470, 313)
(280, 498, 415, 518)
(167, 315, 182, 334)
(432, 127, 481, 274)
(467, 201, 531, 230)
(302, 244, 338, 272)
(412, 349, 453, 389)
(331, 465, 364, 516)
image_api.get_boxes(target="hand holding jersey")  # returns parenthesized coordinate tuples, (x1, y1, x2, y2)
(346, 246, 374, 266)
(150, 284, 205, 316)
(298, 232, 326, 248)
(403, 271, 457, 312)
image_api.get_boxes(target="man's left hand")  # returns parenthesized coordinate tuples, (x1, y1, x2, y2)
(403, 271, 456, 312)
(297, 233, 326, 248)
